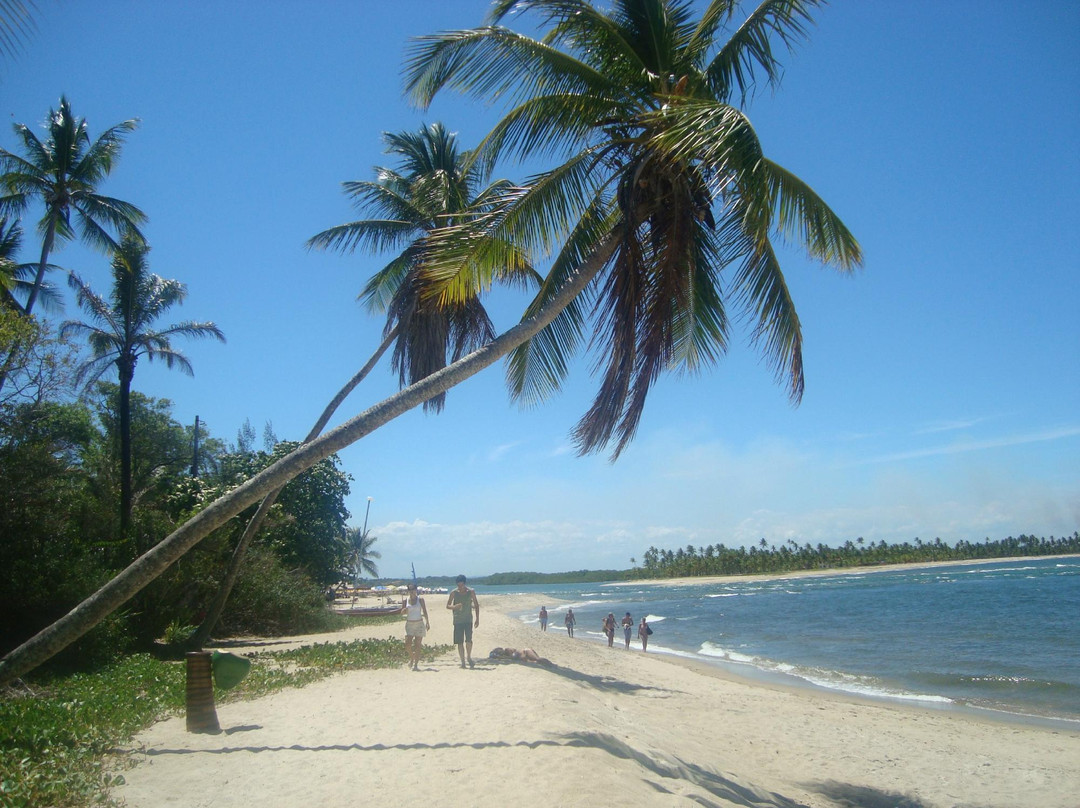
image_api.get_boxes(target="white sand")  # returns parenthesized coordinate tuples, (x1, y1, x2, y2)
(113, 593, 1080, 807)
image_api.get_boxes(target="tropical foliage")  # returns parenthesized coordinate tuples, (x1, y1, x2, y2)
(0, 96, 145, 317)
(0, 360, 356, 659)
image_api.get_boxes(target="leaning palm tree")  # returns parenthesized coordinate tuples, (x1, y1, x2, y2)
(188, 123, 536, 647)
(61, 234, 224, 533)
(0, 0, 861, 684)
(405, 0, 862, 458)
(0, 96, 146, 317)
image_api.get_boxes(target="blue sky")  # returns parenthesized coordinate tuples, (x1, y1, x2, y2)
(4, 1, 1078, 578)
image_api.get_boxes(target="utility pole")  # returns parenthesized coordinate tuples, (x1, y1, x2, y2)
(191, 416, 200, 477)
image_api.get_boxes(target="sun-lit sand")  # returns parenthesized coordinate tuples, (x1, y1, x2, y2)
(113, 592, 1080, 807)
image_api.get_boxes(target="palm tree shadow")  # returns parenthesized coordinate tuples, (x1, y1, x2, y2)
(487, 658, 675, 695)
(806, 781, 933, 808)
(560, 730, 809, 808)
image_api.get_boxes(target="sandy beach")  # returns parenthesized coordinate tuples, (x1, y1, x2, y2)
(113, 593, 1080, 808)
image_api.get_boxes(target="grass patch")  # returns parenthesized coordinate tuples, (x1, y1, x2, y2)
(0, 637, 451, 808)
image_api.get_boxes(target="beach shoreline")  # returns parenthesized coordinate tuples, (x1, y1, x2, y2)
(114, 591, 1080, 808)
(602, 553, 1080, 589)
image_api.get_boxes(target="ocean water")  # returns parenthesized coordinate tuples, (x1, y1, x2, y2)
(476, 557, 1080, 725)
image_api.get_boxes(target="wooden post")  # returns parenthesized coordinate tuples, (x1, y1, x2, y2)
(185, 651, 220, 733)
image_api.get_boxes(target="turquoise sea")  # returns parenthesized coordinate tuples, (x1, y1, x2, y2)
(475, 557, 1080, 725)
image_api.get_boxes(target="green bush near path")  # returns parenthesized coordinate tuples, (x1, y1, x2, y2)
(0, 637, 451, 808)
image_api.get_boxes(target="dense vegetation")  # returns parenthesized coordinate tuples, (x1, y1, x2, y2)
(0, 637, 450, 808)
(0, 307, 357, 667)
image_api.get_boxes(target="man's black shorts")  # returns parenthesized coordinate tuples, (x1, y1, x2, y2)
(453, 622, 473, 645)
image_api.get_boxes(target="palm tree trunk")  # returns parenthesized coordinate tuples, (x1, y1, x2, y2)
(119, 360, 134, 535)
(188, 326, 398, 649)
(23, 217, 56, 316)
(0, 235, 615, 684)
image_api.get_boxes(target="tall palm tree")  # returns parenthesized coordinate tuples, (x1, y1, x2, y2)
(405, 0, 862, 458)
(188, 123, 536, 647)
(60, 234, 224, 533)
(0, 0, 861, 684)
(0, 96, 146, 317)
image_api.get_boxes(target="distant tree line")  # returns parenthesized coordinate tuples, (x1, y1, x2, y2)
(386, 534, 1080, 587)
(634, 533, 1080, 579)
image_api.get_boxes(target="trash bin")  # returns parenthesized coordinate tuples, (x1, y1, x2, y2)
(211, 650, 251, 690)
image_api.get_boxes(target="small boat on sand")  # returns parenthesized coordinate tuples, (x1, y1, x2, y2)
(334, 603, 403, 618)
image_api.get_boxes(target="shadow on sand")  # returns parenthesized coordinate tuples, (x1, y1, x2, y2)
(484, 657, 676, 696)
(805, 781, 933, 808)
(134, 730, 816, 808)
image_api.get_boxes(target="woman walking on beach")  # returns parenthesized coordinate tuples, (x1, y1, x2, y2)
(564, 608, 576, 638)
(539, 605, 548, 631)
(638, 617, 651, 652)
(621, 612, 634, 649)
(401, 583, 430, 670)
(603, 613, 617, 647)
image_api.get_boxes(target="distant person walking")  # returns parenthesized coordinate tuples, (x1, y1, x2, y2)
(447, 574, 479, 668)
(603, 612, 617, 647)
(638, 616, 651, 652)
(539, 606, 548, 631)
(400, 583, 429, 671)
(564, 608, 576, 638)
(621, 612, 634, 649)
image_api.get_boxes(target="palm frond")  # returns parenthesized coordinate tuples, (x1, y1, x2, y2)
(405, 26, 610, 111)
(360, 252, 417, 314)
(704, 0, 822, 103)
(506, 200, 616, 405)
(720, 209, 804, 402)
(307, 218, 421, 255)
(760, 157, 862, 270)
(72, 119, 141, 186)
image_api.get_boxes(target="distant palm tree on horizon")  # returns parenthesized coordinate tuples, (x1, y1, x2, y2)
(344, 526, 381, 585)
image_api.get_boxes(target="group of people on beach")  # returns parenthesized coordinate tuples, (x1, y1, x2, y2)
(546, 606, 652, 651)
(400, 575, 654, 672)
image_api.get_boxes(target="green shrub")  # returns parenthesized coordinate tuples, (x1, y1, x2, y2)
(219, 544, 339, 636)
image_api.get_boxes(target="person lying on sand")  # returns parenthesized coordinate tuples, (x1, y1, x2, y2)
(488, 647, 553, 667)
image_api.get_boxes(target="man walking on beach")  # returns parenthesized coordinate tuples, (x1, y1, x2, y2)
(447, 574, 479, 668)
